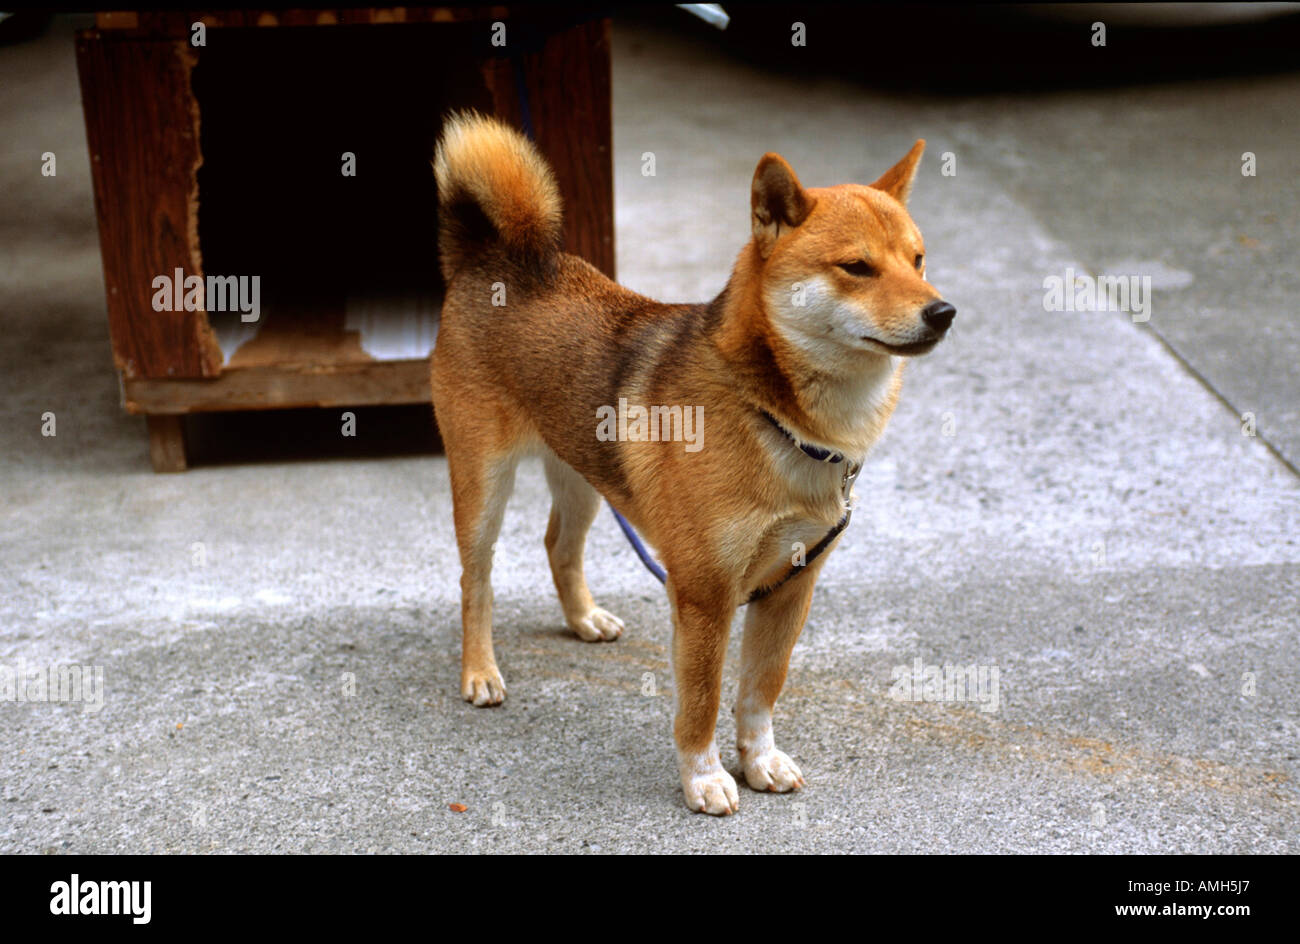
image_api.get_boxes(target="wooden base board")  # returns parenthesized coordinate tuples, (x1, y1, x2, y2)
(126, 359, 431, 416)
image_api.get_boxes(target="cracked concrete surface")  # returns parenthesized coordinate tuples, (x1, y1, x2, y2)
(1, 14, 1297, 853)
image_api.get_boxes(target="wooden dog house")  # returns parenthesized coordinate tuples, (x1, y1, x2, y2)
(76, 8, 613, 471)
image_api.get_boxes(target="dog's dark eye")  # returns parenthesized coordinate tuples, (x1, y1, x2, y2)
(914, 254, 925, 271)
(837, 260, 877, 277)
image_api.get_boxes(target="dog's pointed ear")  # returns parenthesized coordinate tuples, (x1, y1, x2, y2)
(871, 139, 925, 205)
(752, 153, 813, 257)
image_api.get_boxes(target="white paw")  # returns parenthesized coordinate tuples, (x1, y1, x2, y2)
(461, 665, 506, 706)
(741, 747, 805, 793)
(570, 606, 624, 642)
(682, 767, 740, 816)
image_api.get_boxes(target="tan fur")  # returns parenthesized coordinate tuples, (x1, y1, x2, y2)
(430, 114, 953, 814)
(433, 109, 563, 284)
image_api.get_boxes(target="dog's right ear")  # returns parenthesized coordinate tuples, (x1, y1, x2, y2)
(751, 153, 813, 258)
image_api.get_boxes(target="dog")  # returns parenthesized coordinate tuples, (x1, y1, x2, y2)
(431, 112, 954, 815)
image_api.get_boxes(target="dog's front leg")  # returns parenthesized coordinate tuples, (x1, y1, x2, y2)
(670, 590, 739, 815)
(735, 564, 823, 794)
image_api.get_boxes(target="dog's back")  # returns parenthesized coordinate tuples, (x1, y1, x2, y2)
(432, 111, 718, 505)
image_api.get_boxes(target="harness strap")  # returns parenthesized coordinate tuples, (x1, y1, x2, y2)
(610, 506, 666, 584)
(746, 506, 852, 604)
(609, 412, 861, 605)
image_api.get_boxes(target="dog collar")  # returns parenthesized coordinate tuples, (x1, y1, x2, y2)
(760, 410, 845, 463)
(760, 410, 863, 508)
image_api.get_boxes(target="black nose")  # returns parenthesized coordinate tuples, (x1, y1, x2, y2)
(921, 300, 956, 333)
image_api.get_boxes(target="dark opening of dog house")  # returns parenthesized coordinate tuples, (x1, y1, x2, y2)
(195, 24, 493, 376)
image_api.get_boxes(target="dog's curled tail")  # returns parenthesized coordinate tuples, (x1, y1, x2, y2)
(434, 111, 563, 283)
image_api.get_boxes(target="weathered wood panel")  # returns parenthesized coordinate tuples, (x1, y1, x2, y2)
(124, 360, 432, 414)
(485, 17, 614, 278)
(76, 31, 223, 379)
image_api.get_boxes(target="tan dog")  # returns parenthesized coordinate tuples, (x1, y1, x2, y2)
(431, 112, 954, 815)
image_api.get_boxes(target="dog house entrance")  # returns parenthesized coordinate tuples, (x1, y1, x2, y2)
(195, 24, 493, 373)
(76, 11, 612, 471)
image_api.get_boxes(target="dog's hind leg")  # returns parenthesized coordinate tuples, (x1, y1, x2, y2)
(443, 415, 523, 707)
(543, 450, 624, 642)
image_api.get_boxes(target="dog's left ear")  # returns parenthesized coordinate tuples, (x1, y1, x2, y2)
(752, 153, 813, 258)
(871, 139, 925, 206)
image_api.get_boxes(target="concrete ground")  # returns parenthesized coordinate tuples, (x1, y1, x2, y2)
(1, 13, 1297, 853)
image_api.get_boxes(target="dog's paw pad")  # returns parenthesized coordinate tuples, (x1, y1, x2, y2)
(461, 666, 507, 706)
(741, 747, 805, 793)
(683, 768, 740, 816)
(571, 606, 624, 642)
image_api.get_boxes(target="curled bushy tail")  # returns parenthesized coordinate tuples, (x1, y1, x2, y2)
(433, 110, 563, 283)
